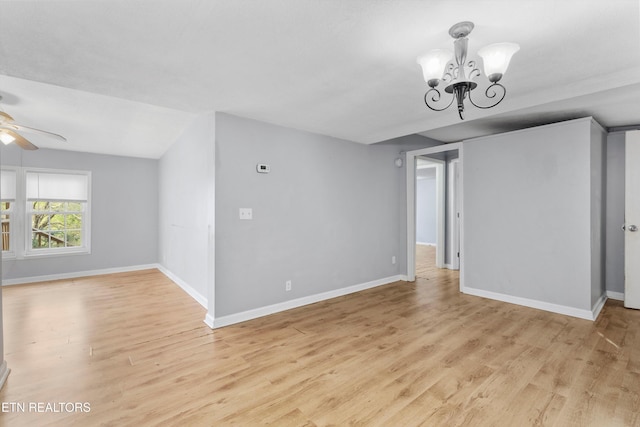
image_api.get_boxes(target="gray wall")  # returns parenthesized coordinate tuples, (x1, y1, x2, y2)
(416, 170, 436, 244)
(463, 118, 602, 311)
(1, 145, 158, 281)
(158, 113, 215, 303)
(606, 132, 626, 294)
(215, 113, 436, 317)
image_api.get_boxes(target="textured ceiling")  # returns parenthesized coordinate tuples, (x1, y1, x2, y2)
(0, 0, 638, 158)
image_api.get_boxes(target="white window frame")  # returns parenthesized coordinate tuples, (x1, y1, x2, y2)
(1, 167, 91, 259)
(1, 166, 19, 259)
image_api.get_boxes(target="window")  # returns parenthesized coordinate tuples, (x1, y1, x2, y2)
(1, 167, 91, 259)
(1, 169, 16, 256)
(29, 201, 84, 250)
(1, 202, 12, 252)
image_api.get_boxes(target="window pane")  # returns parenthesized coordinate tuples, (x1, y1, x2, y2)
(32, 214, 50, 231)
(50, 202, 65, 212)
(32, 232, 49, 249)
(51, 231, 65, 247)
(1, 202, 10, 211)
(50, 214, 65, 230)
(67, 202, 82, 212)
(33, 201, 49, 211)
(67, 214, 82, 229)
(67, 231, 81, 247)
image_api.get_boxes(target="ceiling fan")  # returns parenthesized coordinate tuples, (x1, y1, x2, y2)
(0, 98, 67, 150)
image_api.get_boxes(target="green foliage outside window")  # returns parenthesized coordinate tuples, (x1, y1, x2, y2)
(31, 201, 83, 249)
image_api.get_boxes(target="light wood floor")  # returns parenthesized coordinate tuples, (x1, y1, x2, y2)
(415, 244, 440, 279)
(1, 254, 639, 426)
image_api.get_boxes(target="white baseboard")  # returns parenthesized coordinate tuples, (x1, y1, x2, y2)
(416, 242, 436, 246)
(591, 293, 607, 320)
(606, 290, 624, 301)
(2, 262, 209, 309)
(0, 360, 10, 391)
(204, 312, 215, 328)
(210, 275, 405, 329)
(461, 286, 603, 321)
(1, 264, 160, 286)
(156, 266, 207, 309)
(398, 274, 409, 281)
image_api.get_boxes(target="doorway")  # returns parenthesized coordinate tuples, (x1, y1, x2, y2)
(415, 157, 443, 272)
(406, 143, 462, 286)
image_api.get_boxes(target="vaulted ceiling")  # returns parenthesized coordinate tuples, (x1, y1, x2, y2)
(0, 1, 638, 158)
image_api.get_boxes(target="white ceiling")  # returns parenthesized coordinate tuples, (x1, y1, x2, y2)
(0, 0, 638, 158)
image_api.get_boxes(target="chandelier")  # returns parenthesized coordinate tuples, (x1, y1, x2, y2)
(417, 22, 519, 120)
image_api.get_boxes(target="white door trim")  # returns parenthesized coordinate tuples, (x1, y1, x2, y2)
(625, 130, 640, 309)
(406, 143, 463, 284)
(448, 158, 460, 270)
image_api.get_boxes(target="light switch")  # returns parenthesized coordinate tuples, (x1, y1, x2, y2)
(256, 164, 270, 173)
(239, 208, 252, 220)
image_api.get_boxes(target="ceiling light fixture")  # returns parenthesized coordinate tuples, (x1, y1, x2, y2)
(417, 21, 519, 120)
(0, 131, 15, 145)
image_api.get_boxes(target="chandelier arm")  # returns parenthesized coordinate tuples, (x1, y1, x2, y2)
(468, 82, 507, 109)
(424, 88, 455, 112)
(442, 64, 455, 84)
(468, 64, 481, 80)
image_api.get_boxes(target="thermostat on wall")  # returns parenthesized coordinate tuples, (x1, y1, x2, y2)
(256, 163, 270, 173)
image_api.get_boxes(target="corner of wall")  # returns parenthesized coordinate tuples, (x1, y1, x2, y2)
(462, 285, 597, 321)
(157, 265, 208, 309)
(0, 360, 9, 391)
(591, 293, 607, 320)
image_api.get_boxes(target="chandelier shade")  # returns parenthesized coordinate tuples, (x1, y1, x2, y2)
(417, 22, 519, 120)
(477, 42, 520, 82)
(417, 49, 453, 87)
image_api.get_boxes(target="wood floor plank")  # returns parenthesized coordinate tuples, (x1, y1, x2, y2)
(1, 247, 639, 426)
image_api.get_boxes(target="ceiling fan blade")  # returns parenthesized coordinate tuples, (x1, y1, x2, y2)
(11, 123, 67, 142)
(2, 129, 38, 150)
(0, 111, 14, 123)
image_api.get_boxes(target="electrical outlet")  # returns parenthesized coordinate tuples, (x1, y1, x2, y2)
(392, 256, 396, 265)
(285, 280, 292, 291)
(239, 208, 253, 220)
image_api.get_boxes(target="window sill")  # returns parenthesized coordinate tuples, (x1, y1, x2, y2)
(22, 248, 91, 260)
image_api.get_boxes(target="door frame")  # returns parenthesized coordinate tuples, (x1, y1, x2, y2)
(625, 130, 640, 308)
(406, 143, 463, 285)
(448, 158, 460, 270)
